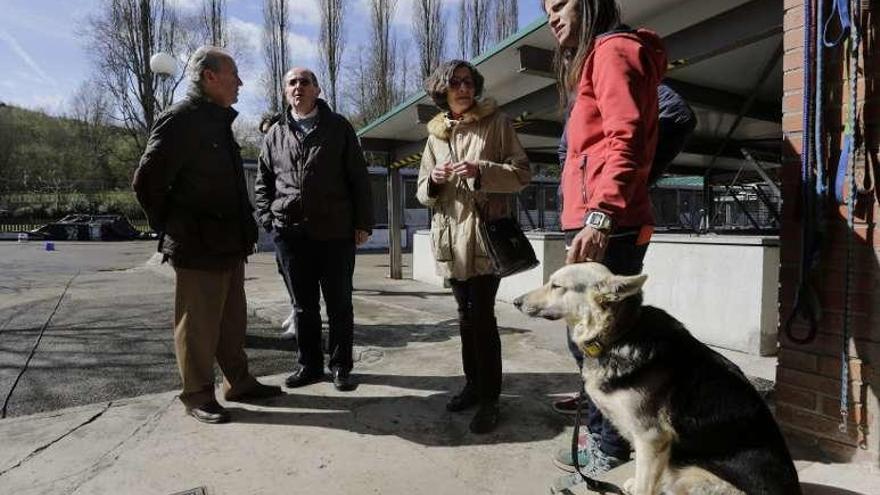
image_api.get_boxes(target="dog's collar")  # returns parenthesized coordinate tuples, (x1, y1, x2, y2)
(583, 340, 605, 358)
(577, 306, 642, 358)
(576, 318, 607, 357)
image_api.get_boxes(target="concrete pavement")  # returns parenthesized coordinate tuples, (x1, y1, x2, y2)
(1, 248, 877, 494)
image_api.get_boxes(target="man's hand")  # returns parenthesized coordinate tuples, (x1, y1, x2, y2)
(565, 225, 609, 264)
(431, 162, 452, 184)
(355, 229, 370, 246)
(452, 160, 479, 178)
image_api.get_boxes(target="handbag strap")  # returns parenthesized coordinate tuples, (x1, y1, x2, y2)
(446, 139, 488, 219)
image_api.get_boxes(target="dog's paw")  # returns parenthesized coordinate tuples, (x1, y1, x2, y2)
(622, 477, 636, 494)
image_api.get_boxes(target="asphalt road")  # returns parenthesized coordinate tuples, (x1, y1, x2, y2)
(0, 241, 295, 418)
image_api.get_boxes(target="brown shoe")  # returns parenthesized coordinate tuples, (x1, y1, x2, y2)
(187, 400, 230, 424)
(226, 382, 283, 403)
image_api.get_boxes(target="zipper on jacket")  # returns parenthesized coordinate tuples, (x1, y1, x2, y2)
(580, 156, 588, 206)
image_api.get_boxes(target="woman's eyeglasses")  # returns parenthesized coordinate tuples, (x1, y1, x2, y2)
(449, 77, 475, 89)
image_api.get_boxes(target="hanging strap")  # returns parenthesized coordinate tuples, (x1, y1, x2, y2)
(838, 0, 862, 437)
(823, 0, 852, 47)
(784, 0, 821, 345)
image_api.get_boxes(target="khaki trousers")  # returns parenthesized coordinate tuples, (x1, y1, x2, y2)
(173, 261, 258, 408)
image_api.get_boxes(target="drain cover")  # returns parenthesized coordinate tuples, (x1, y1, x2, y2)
(170, 487, 207, 495)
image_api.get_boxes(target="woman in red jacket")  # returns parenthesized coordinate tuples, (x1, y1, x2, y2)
(543, 0, 667, 476)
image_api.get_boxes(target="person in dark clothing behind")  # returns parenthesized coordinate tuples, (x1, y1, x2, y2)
(132, 46, 282, 425)
(255, 67, 374, 392)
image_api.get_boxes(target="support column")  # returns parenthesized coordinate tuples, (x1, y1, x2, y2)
(387, 166, 402, 279)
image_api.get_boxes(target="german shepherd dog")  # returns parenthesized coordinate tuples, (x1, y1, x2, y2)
(514, 263, 801, 495)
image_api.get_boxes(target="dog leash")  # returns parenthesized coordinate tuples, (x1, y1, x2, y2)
(554, 388, 625, 495)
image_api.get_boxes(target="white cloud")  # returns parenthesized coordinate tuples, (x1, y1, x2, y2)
(169, 0, 202, 12)
(225, 16, 319, 119)
(290, 1, 321, 26)
(0, 29, 53, 86)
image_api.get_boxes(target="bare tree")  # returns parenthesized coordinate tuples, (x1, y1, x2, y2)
(367, 0, 398, 119)
(84, 0, 189, 149)
(201, 0, 227, 47)
(467, 0, 492, 58)
(262, 0, 290, 114)
(317, 0, 346, 111)
(494, 0, 518, 42)
(346, 46, 372, 126)
(69, 82, 115, 187)
(412, 0, 445, 80)
(457, 1, 469, 59)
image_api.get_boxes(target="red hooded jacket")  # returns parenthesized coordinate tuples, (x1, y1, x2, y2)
(560, 29, 667, 231)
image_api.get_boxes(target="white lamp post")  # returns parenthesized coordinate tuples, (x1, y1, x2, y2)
(149, 52, 177, 77)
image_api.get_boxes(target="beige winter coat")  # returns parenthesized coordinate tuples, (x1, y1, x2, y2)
(416, 99, 531, 280)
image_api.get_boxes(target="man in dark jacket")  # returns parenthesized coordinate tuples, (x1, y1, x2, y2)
(132, 46, 281, 424)
(255, 67, 373, 392)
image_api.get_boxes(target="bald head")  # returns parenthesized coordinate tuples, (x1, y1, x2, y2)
(284, 67, 321, 115)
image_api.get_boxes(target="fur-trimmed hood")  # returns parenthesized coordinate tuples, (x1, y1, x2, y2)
(426, 99, 498, 141)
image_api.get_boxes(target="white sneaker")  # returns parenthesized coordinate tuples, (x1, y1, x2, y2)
(279, 309, 296, 339)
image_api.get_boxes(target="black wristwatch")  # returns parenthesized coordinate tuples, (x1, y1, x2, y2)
(585, 210, 613, 233)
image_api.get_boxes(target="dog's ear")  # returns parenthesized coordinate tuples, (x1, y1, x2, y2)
(596, 274, 647, 302)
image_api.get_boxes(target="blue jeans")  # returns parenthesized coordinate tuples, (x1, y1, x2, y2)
(564, 228, 648, 460)
(273, 230, 356, 373)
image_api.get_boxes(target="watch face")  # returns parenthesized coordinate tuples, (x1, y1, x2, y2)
(586, 212, 610, 230)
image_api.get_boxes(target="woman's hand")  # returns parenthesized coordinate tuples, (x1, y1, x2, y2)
(431, 162, 452, 184)
(452, 160, 480, 178)
(565, 226, 609, 264)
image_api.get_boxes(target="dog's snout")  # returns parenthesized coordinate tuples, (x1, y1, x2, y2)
(513, 296, 523, 309)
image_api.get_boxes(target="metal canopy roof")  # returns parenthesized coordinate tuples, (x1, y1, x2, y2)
(358, 0, 782, 174)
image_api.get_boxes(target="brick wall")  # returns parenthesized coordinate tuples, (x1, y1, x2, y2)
(778, 0, 879, 464)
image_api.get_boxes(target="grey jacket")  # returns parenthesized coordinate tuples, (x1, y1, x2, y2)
(255, 99, 374, 240)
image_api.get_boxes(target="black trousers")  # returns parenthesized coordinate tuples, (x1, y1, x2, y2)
(449, 274, 502, 405)
(564, 229, 649, 460)
(274, 231, 356, 373)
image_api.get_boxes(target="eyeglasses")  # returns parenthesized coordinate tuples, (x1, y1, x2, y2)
(449, 77, 475, 89)
(288, 77, 312, 87)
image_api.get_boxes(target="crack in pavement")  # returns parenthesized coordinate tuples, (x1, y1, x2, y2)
(0, 401, 113, 477)
(66, 395, 177, 494)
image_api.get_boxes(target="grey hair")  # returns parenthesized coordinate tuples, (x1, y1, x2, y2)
(186, 46, 232, 90)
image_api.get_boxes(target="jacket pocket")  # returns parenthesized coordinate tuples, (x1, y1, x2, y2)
(430, 216, 453, 262)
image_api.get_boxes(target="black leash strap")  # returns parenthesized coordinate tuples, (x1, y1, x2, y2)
(571, 389, 625, 494)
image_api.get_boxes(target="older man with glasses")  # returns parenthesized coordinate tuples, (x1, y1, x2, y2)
(255, 68, 373, 392)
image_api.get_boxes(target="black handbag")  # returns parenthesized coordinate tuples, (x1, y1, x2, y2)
(478, 212, 539, 278)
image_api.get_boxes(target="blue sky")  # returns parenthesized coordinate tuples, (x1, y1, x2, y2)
(0, 0, 545, 123)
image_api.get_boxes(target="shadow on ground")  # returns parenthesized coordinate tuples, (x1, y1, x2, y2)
(228, 371, 578, 447)
(801, 484, 866, 495)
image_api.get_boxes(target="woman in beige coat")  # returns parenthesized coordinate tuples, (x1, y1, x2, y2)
(417, 60, 531, 434)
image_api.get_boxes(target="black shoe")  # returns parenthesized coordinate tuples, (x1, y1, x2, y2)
(226, 382, 283, 403)
(469, 403, 500, 434)
(285, 367, 325, 388)
(332, 368, 356, 392)
(187, 400, 230, 424)
(446, 387, 479, 412)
